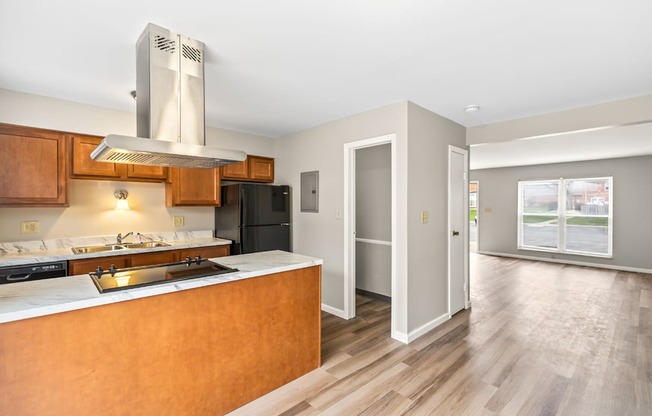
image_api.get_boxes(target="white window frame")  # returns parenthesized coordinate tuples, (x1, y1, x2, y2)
(517, 177, 613, 258)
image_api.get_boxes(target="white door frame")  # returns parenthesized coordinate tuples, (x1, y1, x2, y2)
(448, 145, 470, 315)
(344, 133, 397, 336)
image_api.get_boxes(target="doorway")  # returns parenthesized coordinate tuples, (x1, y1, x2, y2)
(448, 146, 469, 316)
(354, 144, 391, 303)
(344, 133, 398, 340)
(470, 180, 479, 253)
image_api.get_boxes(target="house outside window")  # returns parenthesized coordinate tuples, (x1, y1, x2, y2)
(518, 177, 612, 257)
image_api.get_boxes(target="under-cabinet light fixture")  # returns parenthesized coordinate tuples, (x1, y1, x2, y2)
(114, 189, 131, 210)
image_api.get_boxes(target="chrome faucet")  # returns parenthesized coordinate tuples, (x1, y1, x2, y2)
(136, 232, 155, 243)
(117, 231, 133, 244)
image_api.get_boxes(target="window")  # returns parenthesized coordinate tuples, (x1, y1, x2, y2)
(518, 177, 612, 257)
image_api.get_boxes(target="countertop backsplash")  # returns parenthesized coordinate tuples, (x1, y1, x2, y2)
(0, 230, 230, 267)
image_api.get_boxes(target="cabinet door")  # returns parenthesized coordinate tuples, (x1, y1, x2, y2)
(220, 159, 249, 180)
(126, 164, 168, 181)
(0, 124, 68, 206)
(248, 156, 274, 182)
(130, 250, 178, 267)
(178, 245, 230, 260)
(70, 134, 124, 179)
(68, 256, 129, 276)
(165, 167, 221, 206)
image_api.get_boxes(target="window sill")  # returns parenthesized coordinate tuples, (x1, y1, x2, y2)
(517, 246, 613, 259)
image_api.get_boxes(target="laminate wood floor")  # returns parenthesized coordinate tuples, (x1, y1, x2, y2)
(228, 253, 652, 415)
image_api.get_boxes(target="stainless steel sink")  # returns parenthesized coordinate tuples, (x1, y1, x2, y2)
(122, 242, 171, 249)
(71, 241, 171, 254)
(71, 244, 126, 254)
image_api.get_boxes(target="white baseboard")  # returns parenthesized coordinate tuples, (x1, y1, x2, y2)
(392, 330, 409, 344)
(478, 251, 652, 274)
(399, 313, 450, 344)
(321, 303, 346, 319)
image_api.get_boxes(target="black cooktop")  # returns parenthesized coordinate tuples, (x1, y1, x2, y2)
(89, 257, 238, 293)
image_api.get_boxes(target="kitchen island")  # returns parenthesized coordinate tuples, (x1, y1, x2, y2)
(0, 250, 322, 416)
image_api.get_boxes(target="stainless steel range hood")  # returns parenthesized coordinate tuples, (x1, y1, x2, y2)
(92, 23, 246, 168)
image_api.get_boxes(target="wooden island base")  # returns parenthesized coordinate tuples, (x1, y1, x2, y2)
(0, 266, 321, 416)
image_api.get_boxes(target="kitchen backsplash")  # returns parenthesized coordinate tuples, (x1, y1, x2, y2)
(0, 230, 214, 254)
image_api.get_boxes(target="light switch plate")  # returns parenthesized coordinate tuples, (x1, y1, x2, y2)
(172, 216, 184, 226)
(21, 221, 39, 234)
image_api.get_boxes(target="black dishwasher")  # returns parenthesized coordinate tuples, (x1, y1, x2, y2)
(0, 261, 68, 285)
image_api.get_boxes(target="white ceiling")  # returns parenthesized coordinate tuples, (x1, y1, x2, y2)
(1, 1, 652, 158)
(470, 122, 652, 170)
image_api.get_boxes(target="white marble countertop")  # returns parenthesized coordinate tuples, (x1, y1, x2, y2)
(0, 230, 231, 267)
(0, 250, 322, 324)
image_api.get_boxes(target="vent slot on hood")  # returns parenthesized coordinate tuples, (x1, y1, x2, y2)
(154, 35, 176, 53)
(182, 44, 202, 63)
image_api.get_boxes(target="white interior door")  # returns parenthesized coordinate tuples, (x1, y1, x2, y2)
(448, 146, 468, 316)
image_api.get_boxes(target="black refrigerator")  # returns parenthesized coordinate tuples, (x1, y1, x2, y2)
(215, 184, 291, 254)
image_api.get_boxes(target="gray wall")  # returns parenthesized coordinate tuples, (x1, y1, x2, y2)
(276, 100, 467, 338)
(471, 155, 652, 270)
(275, 101, 409, 332)
(407, 102, 467, 331)
(355, 144, 391, 297)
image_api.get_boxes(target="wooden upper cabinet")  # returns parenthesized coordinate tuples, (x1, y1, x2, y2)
(220, 159, 249, 180)
(220, 155, 274, 183)
(166, 167, 221, 206)
(70, 134, 123, 178)
(126, 164, 168, 180)
(248, 156, 274, 182)
(0, 123, 68, 206)
(69, 134, 167, 182)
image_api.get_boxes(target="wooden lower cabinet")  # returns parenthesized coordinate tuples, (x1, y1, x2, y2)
(0, 123, 68, 206)
(178, 245, 230, 260)
(68, 245, 229, 275)
(68, 256, 128, 276)
(129, 250, 178, 267)
(0, 265, 322, 416)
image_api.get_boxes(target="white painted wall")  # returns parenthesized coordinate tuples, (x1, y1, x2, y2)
(406, 102, 467, 332)
(0, 88, 274, 241)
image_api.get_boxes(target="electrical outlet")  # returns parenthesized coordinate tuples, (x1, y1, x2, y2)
(420, 211, 429, 224)
(21, 221, 39, 234)
(172, 216, 184, 227)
